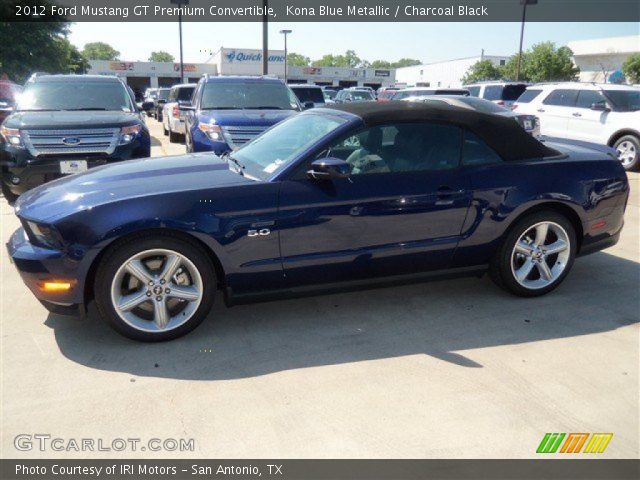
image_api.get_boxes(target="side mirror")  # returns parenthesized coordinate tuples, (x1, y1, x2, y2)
(591, 101, 610, 112)
(303, 101, 315, 110)
(307, 157, 352, 180)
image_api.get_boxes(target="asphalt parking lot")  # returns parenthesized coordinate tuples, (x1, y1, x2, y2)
(1, 117, 638, 459)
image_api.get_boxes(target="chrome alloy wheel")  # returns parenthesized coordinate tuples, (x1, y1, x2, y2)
(616, 140, 637, 167)
(510, 221, 570, 290)
(110, 249, 203, 333)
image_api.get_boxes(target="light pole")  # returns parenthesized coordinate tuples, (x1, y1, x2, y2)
(279, 29, 292, 83)
(170, 0, 188, 83)
(516, 0, 537, 81)
(262, 0, 268, 75)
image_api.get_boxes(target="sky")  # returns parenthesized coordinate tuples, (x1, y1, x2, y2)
(68, 22, 639, 64)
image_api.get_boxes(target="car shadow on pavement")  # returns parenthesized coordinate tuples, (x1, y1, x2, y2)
(46, 251, 639, 379)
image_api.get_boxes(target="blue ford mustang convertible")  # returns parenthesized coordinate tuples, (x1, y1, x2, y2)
(7, 102, 629, 341)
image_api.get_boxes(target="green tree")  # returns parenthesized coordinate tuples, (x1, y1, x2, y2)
(312, 50, 366, 68)
(286, 53, 310, 67)
(461, 59, 502, 84)
(148, 51, 174, 62)
(82, 42, 120, 61)
(501, 42, 579, 82)
(370, 60, 393, 69)
(622, 53, 640, 84)
(0, 1, 88, 82)
(392, 58, 422, 68)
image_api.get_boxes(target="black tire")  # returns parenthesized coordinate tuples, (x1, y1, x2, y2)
(489, 210, 577, 297)
(613, 134, 639, 172)
(169, 129, 180, 143)
(163, 123, 169, 136)
(1, 182, 19, 205)
(94, 233, 216, 342)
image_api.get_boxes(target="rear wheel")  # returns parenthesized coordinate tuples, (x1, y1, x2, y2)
(614, 135, 639, 171)
(490, 211, 576, 297)
(95, 234, 216, 341)
(169, 129, 180, 143)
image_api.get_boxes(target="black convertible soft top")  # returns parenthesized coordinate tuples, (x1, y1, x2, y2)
(326, 101, 559, 161)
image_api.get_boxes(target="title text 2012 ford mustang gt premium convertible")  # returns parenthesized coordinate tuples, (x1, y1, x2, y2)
(8, 102, 629, 341)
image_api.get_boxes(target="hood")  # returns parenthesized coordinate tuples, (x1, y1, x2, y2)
(15, 152, 253, 222)
(199, 109, 297, 127)
(5, 110, 142, 129)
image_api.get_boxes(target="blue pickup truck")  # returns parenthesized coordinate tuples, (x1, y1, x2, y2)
(184, 75, 303, 155)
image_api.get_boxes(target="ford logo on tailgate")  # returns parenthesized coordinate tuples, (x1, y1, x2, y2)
(62, 137, 81, 145)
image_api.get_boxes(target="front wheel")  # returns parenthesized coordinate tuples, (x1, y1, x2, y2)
(614, 135, 639, 171)
(95, 234, 216, 341)
(169, 129, 180, 143)
(490, 211, 576, 297)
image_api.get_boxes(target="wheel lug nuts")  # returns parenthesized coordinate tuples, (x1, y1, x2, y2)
(156, 296, 162, 302)
(146, 291, 152, 297)
(165, 288, 171, 294)
(148, 281, 154, 286)
(160, 279, 166, 285)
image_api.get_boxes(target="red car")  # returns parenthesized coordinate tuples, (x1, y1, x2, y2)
(0, 80, 22, 125)
(376, 87, 400, 102)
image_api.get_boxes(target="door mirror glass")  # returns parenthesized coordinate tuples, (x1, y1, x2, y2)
(307, 157, 352, 180)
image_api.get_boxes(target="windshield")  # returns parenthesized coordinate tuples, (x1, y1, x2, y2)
(17, 81, 133, 111)
(350, 91, 374, 101)
(175, 86, 195, 102)
(157, 89, 170, 100)
(292, 87, 325, 104)
(604, 89, 640, 112)
(323, 90, 337, 100)
(201, 82, 299, 110)
(233, 112, 347, 180)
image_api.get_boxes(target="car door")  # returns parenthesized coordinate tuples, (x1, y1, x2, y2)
(277, 122, 472, 287)
(567, 90, 610, 143)
(536, 89, 578, 138)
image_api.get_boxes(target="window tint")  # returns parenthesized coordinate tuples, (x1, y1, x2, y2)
(516, 89, 542, 103)
(466, 86, 481, 97)
(177, 86, 195, 102)
(462, 131, 503, 166)
(291, 87, 325, 104)
(575, 90, 605, 109)
(542, 89, 578, 107)
(502, 84, 527, 100)
(201, 82, 298, 110)
(483, 85, 503, 101)
(603, 90, 640, 112)
(326, 123, 462, 175)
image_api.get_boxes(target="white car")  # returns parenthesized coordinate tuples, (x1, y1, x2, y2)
(162, 83, 197, 143)
(513, 83, 640, 171)
(464, 82, 529, 108)
(391, 87, 470, 101)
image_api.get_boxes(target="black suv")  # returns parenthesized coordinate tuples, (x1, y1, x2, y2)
(1, 75, 150, 202)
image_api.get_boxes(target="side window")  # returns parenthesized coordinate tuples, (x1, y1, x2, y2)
(483, 85, 503, 101)
(467, 86, 481, 97)
(543, 89, 578, 107)
(576, 90, 605, 109)
(325, 123, 462, 175)
(462, 130, 503, 166)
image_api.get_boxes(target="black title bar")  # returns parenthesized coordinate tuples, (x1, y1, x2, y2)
(2, 0, 640, 22)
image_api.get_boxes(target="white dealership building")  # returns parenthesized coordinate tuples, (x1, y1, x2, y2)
(88, 47, 396, 98)
(395, 54, 509, 88)
(567, 35, 640, 83)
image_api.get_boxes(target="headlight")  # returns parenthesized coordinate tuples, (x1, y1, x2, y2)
(119, 124, 143, 145)
(0, 125, 24, 148)
(25, 221, 62, 249)
(198, 123, 222, 141)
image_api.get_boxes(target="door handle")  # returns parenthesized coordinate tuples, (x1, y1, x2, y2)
(537, 108, 545, 113)
(572, 112, 582, 117)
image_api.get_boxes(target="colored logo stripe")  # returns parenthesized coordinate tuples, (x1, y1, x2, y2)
(537, 433, 613, 453)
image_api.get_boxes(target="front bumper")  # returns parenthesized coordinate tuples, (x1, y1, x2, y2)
(6, 227, 83, 316)
(1, 136, 150, 196)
